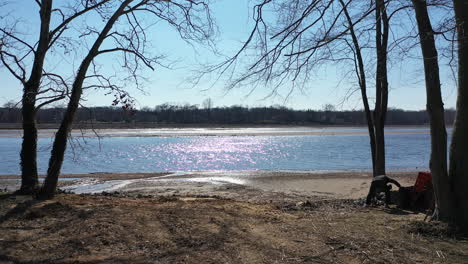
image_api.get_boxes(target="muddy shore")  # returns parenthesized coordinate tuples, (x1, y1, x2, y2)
(1, 170, 418, 202)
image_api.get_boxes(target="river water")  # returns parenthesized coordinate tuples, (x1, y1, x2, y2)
(0, 127, 447, 175)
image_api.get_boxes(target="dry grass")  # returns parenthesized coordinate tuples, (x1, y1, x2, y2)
(0, 193, 467, 264)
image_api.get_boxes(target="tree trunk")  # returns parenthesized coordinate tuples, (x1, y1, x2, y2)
(40, 90, 80, 198)
(374, 125, 386, 175)
(450, 0, 468, 232)
(373, 0, 389, 176)
(412, 0, 453, 220)
(38, 0, 133, 199)
(366, 109, 377, 176)
(339, 0, 377, 175)
(19, 91, 38, 193)
(18, 0, 53, 194)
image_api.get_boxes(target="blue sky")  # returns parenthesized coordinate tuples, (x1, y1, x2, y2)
(0, 0, 458, 110)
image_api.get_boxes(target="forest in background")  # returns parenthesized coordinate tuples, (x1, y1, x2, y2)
(0, 104, 456, 127)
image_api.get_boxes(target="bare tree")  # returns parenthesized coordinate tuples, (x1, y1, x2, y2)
(202, 98, 213, 110)
(0, 0, 111, 194)
(411, 0, 452, 220)
(373, 0, 389, 176)
(448, 0, 468, 231)
(202, 97, 213, 119)
(411, 0, 468, 231)
(338, 0, 377, 175)
(207, 0, 398, 178)
(37, 0, 215, 198)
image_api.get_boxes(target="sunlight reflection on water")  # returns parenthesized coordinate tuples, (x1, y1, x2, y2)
(123, 137, 291, 171)
(0, 128, 448, 175)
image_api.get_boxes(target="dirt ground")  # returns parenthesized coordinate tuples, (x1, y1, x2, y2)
(0, 193, 467, 264)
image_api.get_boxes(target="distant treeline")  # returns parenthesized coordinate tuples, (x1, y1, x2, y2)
(0, 104, 456, 126)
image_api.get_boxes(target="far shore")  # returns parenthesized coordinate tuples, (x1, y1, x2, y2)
(0, 125, 435, 138)
(0, 122, 435, 130)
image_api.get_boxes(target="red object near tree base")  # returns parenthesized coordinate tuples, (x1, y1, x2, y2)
(414, 171, 432, 193)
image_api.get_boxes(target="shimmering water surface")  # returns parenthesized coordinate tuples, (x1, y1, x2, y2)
(0, 127, 445, 175)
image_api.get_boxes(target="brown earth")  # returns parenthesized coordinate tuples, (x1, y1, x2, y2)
(1, 193, 467, 264)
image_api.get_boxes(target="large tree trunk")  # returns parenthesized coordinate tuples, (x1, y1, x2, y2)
(412, 0, 453, 220)
(373, 125, 386, 175)
(18, 0, 53, 194)
(19, 90, 38, 193)
(40, 86, 81, 198)
(373, 0, 389, 176)
(450, 0, 468, 232)
(38, 0, 133, 199)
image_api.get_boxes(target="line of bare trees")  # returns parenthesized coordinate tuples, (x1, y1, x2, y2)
(0, 104, 457, 126)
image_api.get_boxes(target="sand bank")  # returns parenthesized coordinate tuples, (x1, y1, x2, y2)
(0, 170, 419, 202)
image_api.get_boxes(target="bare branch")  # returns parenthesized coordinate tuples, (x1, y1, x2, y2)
(0, 50, 27, 83)
(49, 0, 112, 49)
(97, 48, 154, 70)
(0, 28, 36, 54)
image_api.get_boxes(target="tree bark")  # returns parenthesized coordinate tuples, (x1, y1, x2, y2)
(450, 0, 468, 232)
(374, 0, 389, 176)
(18, 0, 53, 194)
(411, 0, 453, 220)
(19, 94, 38, 193)
(38, 0, 133, 199)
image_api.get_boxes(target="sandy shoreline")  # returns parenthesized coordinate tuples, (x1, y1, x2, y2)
(0, 170, 419, 202)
